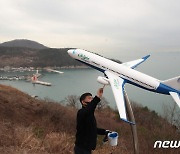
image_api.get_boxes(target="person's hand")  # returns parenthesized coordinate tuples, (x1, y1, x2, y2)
(97, 88, 104, 98)
(103, 130, 112, 143)
(105, 130, 111, 134)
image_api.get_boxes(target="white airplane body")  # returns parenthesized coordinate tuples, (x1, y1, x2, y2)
(68, 49, 180, 124)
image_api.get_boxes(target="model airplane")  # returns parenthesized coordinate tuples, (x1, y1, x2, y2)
(31, 70, 51, 86)
(67, 49, 180, 124)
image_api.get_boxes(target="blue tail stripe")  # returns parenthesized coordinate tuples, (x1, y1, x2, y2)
(156, 83, 180, 95)
(142, 55, 150, 60)
(131, 55, 150, 69)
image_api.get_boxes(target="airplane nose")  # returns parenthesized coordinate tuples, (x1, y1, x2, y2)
(67, 49, 72, 55)
(67, 49, 76, 58)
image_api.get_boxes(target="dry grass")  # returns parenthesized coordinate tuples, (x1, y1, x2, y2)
(0, 84, 180, 154)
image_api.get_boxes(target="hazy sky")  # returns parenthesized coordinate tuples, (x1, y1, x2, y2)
(1, 0, 180, 54)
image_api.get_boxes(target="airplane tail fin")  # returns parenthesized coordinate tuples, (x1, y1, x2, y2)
(162, 76, 180, 91)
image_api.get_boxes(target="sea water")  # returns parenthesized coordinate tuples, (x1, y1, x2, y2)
(0, 51, 179, 116)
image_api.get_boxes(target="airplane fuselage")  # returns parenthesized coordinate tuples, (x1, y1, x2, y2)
(68, 49, 179, 95)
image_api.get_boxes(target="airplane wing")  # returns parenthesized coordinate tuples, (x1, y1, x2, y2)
(105, 71, 135, 124)
(122, 55, 150, 69)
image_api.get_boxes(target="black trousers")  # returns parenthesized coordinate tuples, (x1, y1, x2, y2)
(74, 145, 92, 154)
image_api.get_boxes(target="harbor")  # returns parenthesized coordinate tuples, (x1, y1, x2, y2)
(0, 75, 27, 81)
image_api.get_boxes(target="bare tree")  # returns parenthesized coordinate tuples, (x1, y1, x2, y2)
(64, 95, 109, 110)
(163, 101, 180, 130)
(64, 95, 80, 108)
(97, 97, 109, 110)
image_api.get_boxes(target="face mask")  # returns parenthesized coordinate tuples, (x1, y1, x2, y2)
(85, 101, 91, 104)
(82, 101, 90, 107)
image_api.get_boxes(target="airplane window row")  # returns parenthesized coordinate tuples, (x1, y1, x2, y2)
(91, 60, 155, 89)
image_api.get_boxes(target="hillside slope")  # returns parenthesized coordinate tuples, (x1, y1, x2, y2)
(0, 84, 179, 153)
(0, 47, 83, 67)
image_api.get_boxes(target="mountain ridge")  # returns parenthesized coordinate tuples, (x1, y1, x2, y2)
(0, 39, 48, 49)
(0, 46, 83, 67)
(0, 39, 121, 68)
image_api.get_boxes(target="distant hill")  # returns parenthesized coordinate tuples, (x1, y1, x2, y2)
(0, 39, 47, 49)
(0, 39, 121, 68)
(0, 46, 83, 67)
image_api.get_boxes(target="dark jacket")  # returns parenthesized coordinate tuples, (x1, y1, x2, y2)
(75, 96, 106, 151)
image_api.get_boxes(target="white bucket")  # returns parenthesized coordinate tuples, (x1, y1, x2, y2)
(108, 132, 118, 146)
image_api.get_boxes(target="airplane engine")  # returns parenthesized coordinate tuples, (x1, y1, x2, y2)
(97, 76, 109, 85)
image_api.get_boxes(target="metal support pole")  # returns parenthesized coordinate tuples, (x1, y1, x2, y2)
(124, 91, 139, 154)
